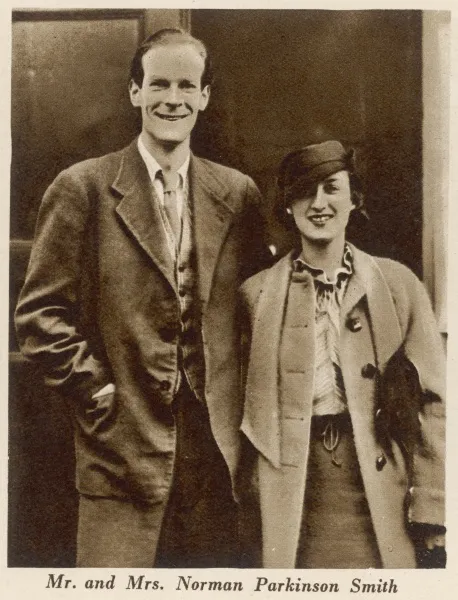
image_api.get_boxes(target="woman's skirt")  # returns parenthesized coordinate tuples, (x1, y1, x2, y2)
(296, 413, 383, 568)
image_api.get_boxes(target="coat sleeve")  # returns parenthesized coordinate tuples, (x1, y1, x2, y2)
(239, 176, 273, 282)
(14, 167, 112, 403)
(400, 272, 446, 529)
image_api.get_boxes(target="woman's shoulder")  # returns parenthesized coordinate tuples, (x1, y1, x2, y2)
(240, 252, 292, 306)
(240, 267, 270, 305)
(351, 244, 421, 292)
(362, 252, 433, 322)
(371, 255, 423, 297)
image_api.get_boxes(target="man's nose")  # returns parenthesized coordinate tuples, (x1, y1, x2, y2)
(164, 86, 183, 106)
(310, 185, 327, 210)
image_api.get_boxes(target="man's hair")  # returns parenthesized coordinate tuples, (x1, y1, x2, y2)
(129, 28, 213, 89)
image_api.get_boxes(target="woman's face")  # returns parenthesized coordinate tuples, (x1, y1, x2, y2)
(289, 170, 354, 247)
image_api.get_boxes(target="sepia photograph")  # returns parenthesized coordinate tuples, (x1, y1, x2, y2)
(3, 2, 454, 597)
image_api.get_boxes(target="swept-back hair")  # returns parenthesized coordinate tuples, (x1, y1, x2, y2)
(129, 28, 213, 89)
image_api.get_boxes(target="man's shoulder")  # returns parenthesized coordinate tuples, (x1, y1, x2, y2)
(60, 145, 127, 183)
(193, 155, 252, 185)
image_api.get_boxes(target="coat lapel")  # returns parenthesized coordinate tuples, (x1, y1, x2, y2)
(112, 140, 176, 293)
(342, 245, 403, 371)
(241, 253, 294, 468)
(190, 156, 235, 306)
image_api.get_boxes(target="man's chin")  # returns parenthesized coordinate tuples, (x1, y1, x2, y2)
(145, 131, 190, 148)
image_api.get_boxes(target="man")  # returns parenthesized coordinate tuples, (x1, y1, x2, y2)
(15, 28, 268, 568)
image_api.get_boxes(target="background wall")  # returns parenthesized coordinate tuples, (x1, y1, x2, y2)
(192, 10, 423, 272)
(9, 9, 446, 567)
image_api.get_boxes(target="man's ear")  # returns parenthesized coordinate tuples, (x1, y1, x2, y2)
(199, 85, 210, 111)
(129, 79, 142, 107)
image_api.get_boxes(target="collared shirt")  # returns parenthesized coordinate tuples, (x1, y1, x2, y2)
(137, 136, 190, 221)
(293, 244, 354, 415)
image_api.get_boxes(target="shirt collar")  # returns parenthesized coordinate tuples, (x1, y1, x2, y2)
(137, 136, 190, 189)
(293, 243, 354, 287)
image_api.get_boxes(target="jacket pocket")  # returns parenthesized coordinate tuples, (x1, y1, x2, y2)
(77, 391, 117, 435)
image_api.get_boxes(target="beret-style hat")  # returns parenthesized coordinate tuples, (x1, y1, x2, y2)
(278, 140, 355, 201)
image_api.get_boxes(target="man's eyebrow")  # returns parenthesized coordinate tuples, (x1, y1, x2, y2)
(148, 78, 169, 85)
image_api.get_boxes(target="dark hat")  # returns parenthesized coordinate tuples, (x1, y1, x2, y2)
(278, 140, 354, 202)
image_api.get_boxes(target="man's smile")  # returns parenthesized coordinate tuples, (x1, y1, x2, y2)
(154, 112, 190, 121)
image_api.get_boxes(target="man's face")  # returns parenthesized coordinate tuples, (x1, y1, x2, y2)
(129, 42, 210, 148)
(290, 170, 354, 247)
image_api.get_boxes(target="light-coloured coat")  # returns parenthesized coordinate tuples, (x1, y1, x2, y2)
(239, 244, 445, 568)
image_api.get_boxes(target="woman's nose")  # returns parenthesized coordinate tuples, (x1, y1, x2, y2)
(310, 185, 327, 209)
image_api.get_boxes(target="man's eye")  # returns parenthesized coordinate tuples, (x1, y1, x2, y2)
(324, 184, 339, 193)
(149, 80, 167, 88)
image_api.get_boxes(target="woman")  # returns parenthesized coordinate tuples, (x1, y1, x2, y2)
(238, 140, 445, 568)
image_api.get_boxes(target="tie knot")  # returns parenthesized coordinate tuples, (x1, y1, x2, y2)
(158, 169, 179, 193)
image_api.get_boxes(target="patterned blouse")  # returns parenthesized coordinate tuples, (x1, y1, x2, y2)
(293, 244, 354, 416)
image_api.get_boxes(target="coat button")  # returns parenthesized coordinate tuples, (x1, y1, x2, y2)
(159, 380, 172, 392)
(361, 363, 378, 379)
(346, 316, 362, 332)
(376, 454, 387, 471)
(375, 407, 383, 420)
(179, 288, 186, 297)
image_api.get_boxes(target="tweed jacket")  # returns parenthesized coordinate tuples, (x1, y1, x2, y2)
(239, 245, 445, 568)
(15, 139, 267, 509)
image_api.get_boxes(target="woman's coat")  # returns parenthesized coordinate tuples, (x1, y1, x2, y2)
(239, 244, 445, 568)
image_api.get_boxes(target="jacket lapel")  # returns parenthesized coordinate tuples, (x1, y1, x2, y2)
(190, 156, 235, 306)
(241, 253, 294, 468)
(112, 140, 176, 293)
(342, 245, 403, 371)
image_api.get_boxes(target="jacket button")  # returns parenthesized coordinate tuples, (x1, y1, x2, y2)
(375, 407, 383, 420)
(376, 454, 387, 471)
(159, 380, 172, 392)
(361, 363, 377, 379)
(179, 288, 186, 297)
(346, 316, 362, 332)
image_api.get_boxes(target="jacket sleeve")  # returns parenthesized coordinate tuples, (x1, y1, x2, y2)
(14, 168, 112, 403)
(401, 272, 446, 528)
(239, 176, 273, 282)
